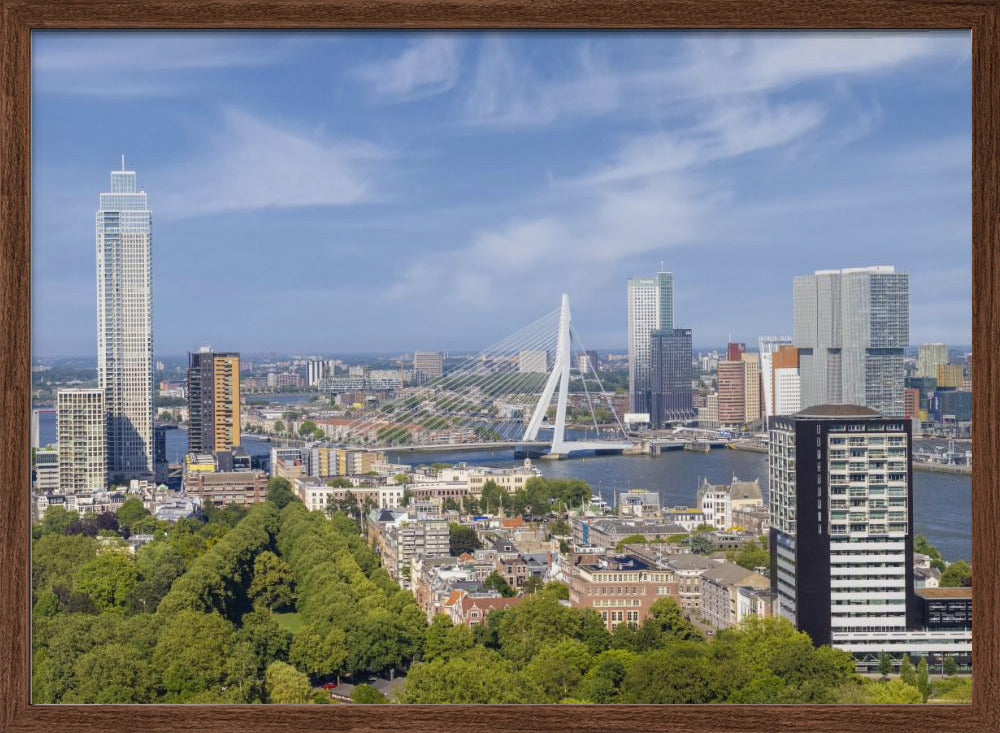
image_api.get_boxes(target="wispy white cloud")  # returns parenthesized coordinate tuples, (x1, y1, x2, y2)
(353, 36, 462, 102)
(33, 33, 299, 97)
(156, 108, 386, 218)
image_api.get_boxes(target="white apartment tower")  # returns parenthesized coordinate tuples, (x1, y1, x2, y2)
(917, 343, 949, 380)
(97, 160, 154, 481)
(57, 388, 107, 493)
(628, 271, 673, 414)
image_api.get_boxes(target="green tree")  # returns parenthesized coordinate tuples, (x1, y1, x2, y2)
(265, 660, 313, 704)
(237, 609, 292, 672)
(576, 648, 636, 703)
(483, 570, 516, 598)
(549, 518, 570, 536)
(394, 473, 409, 485)
(728, 538, 769, 571)
(116, 498, 150, 530)
(878, 652, 893, 679)
(940, 560, 973, 587)
(40, 506, 80, 536)
(326, 477, 353, 488)
(401, 648, 530, 704)
(248, 551, 296, 611)
(273, 420, 285, 434)
(689, 532, 714, 555)
(899, 655, 917, 688)
(943, 655, 959, 676)
(914, 534, 946, 571)
(351, 684, 389, 704)
(73, 552, 138, 613)
(449, 524, 481, 556)
(152, 610, 242, 703)
(266, 477, 298, 510)
(523, 639, 592, 702)
(289, 625, 348, 680)
(423, 614, 474, 662)
(916, 656, 931, 702)
(64, 643, 157, 704)
(863, 678, 922, 704)
(619, 645, 717, 703)
(522, 575, 544, 594)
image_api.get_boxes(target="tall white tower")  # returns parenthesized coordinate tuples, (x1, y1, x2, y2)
(97, 159, 154, 481)
(627, 270, 673, 414)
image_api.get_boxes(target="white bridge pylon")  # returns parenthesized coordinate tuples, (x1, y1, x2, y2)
(521, 293, 631, 456)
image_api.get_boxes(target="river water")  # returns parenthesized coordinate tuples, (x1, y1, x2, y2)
(36, 413, 971, 562)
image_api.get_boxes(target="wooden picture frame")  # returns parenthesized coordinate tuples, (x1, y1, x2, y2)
(1, 1, 995, 731)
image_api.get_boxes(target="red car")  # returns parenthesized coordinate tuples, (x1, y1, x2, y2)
(321, 682, 338, 690)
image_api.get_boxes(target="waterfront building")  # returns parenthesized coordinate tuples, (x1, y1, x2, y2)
(518, 349, 549, 374)
(649, 328, 695, 426)
(933, 390, 972, 424)
(97, 161, 154, 481)
(33, 449, 60, 492)
(917, 343, 949, 379)
(187, 350, 241, 453)
(307, 359, 327, 386)
(717, 358, 746, 427)
(793, 266, 909, 418)
(628, 270, 673, 413)
(768, 404, 971, 671)
(57, 388, 107, 493)
(699, 392, 719, 428)
(413, 351, 444, 381)
(759, 337, 792, 422)
(936, 363, 964, 390)
(618, 489, 661, 518)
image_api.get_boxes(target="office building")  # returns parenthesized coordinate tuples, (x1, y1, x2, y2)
(933, 390, 972, 423)
(628, 270, 673, 413)
(649, 328, 694, 425)
(937, 364, 964, 390)
(57, 388, 107, 493)
(794, 266, 909, 418)
(518, 349, 549, 374)
(727, 342, 746, 361)
(742, 352, 761, 423)
(97, 161, 154, 481)
(717, 358, 746, 427)
(917, 343, 948, 379)
(413, 351, 444, 381)
(769, 405, 970, 670)
(188, 350, 241, 453)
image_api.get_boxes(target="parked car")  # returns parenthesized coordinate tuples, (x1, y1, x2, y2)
(321, 682, 338, 690)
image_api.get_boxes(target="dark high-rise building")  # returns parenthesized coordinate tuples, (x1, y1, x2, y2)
(767, 404, 971, 672)
(650, 328, 694, 426)
(187, 350, 241, 453)
(726, 342, 746, 361)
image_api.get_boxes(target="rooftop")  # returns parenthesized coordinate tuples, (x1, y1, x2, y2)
(915, 586, 972, 599)
(793, 404, 882, 419)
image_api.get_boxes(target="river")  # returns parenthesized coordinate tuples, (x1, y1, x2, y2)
(35, 413, 971, 562)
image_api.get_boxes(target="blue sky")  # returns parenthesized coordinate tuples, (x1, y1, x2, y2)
(31, 31, 971, 356)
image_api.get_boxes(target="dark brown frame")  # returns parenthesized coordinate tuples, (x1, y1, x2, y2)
(1, 1, 996, 731)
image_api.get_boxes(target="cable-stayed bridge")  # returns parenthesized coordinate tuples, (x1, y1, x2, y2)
(337, 294, 635, 459)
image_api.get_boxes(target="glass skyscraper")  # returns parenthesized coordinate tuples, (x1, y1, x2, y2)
(97, 161, 154, 481)
(793, 266, 909, 418)
(627, 271, 673, 414)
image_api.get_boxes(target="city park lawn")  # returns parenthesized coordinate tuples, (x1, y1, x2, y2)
(273, 611, 306, 635)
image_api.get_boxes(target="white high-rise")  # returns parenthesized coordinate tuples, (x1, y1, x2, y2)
(97, 160, 154, 481)
(917, 343, 948, 379)
(57, 388, 106, 493)
(628, 271, 673, 414)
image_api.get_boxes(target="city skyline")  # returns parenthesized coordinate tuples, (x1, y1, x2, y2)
(33, 31, 971, 356)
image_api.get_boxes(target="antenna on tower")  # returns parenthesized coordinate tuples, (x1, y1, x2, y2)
(121, 154, 125, 171)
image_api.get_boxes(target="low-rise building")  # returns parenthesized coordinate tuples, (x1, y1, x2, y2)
(700, 561, 770, 630)
(573, 517, 687, 548)
(568, 553, 680, 631)
(618, 490, 661, 518)
(183, 470, 268, 507)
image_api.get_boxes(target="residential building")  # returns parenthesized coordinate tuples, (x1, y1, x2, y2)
(446, 591, 522, 627)
(568, 553, 680, 631)
(650, 328, 695, 425)
(759, 337, 792, 422)
(917, 343, 948, 379)
(904, 388, 921, 420)
(57, 388, 106, 493)
(768, 404, 971, 671)
(573, 517, 687, 548)
(699, 392, 720, 428)
(628, 270, 673, 413)
(34, 449, 60, 492)
(187, 350, 241, 453)
(97, 161, 154, 481)
(413, 351, 444, 381)
(622, 547, 720, 613)
(618, 490, 661, 518)
(307, 359, 327, 386)
(516, 349, 548, 374)
(696, 477, 764, 530)
(700, 561, 770, 630)
(367, 509, 450, 584)
(793, 266, 909, 418)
